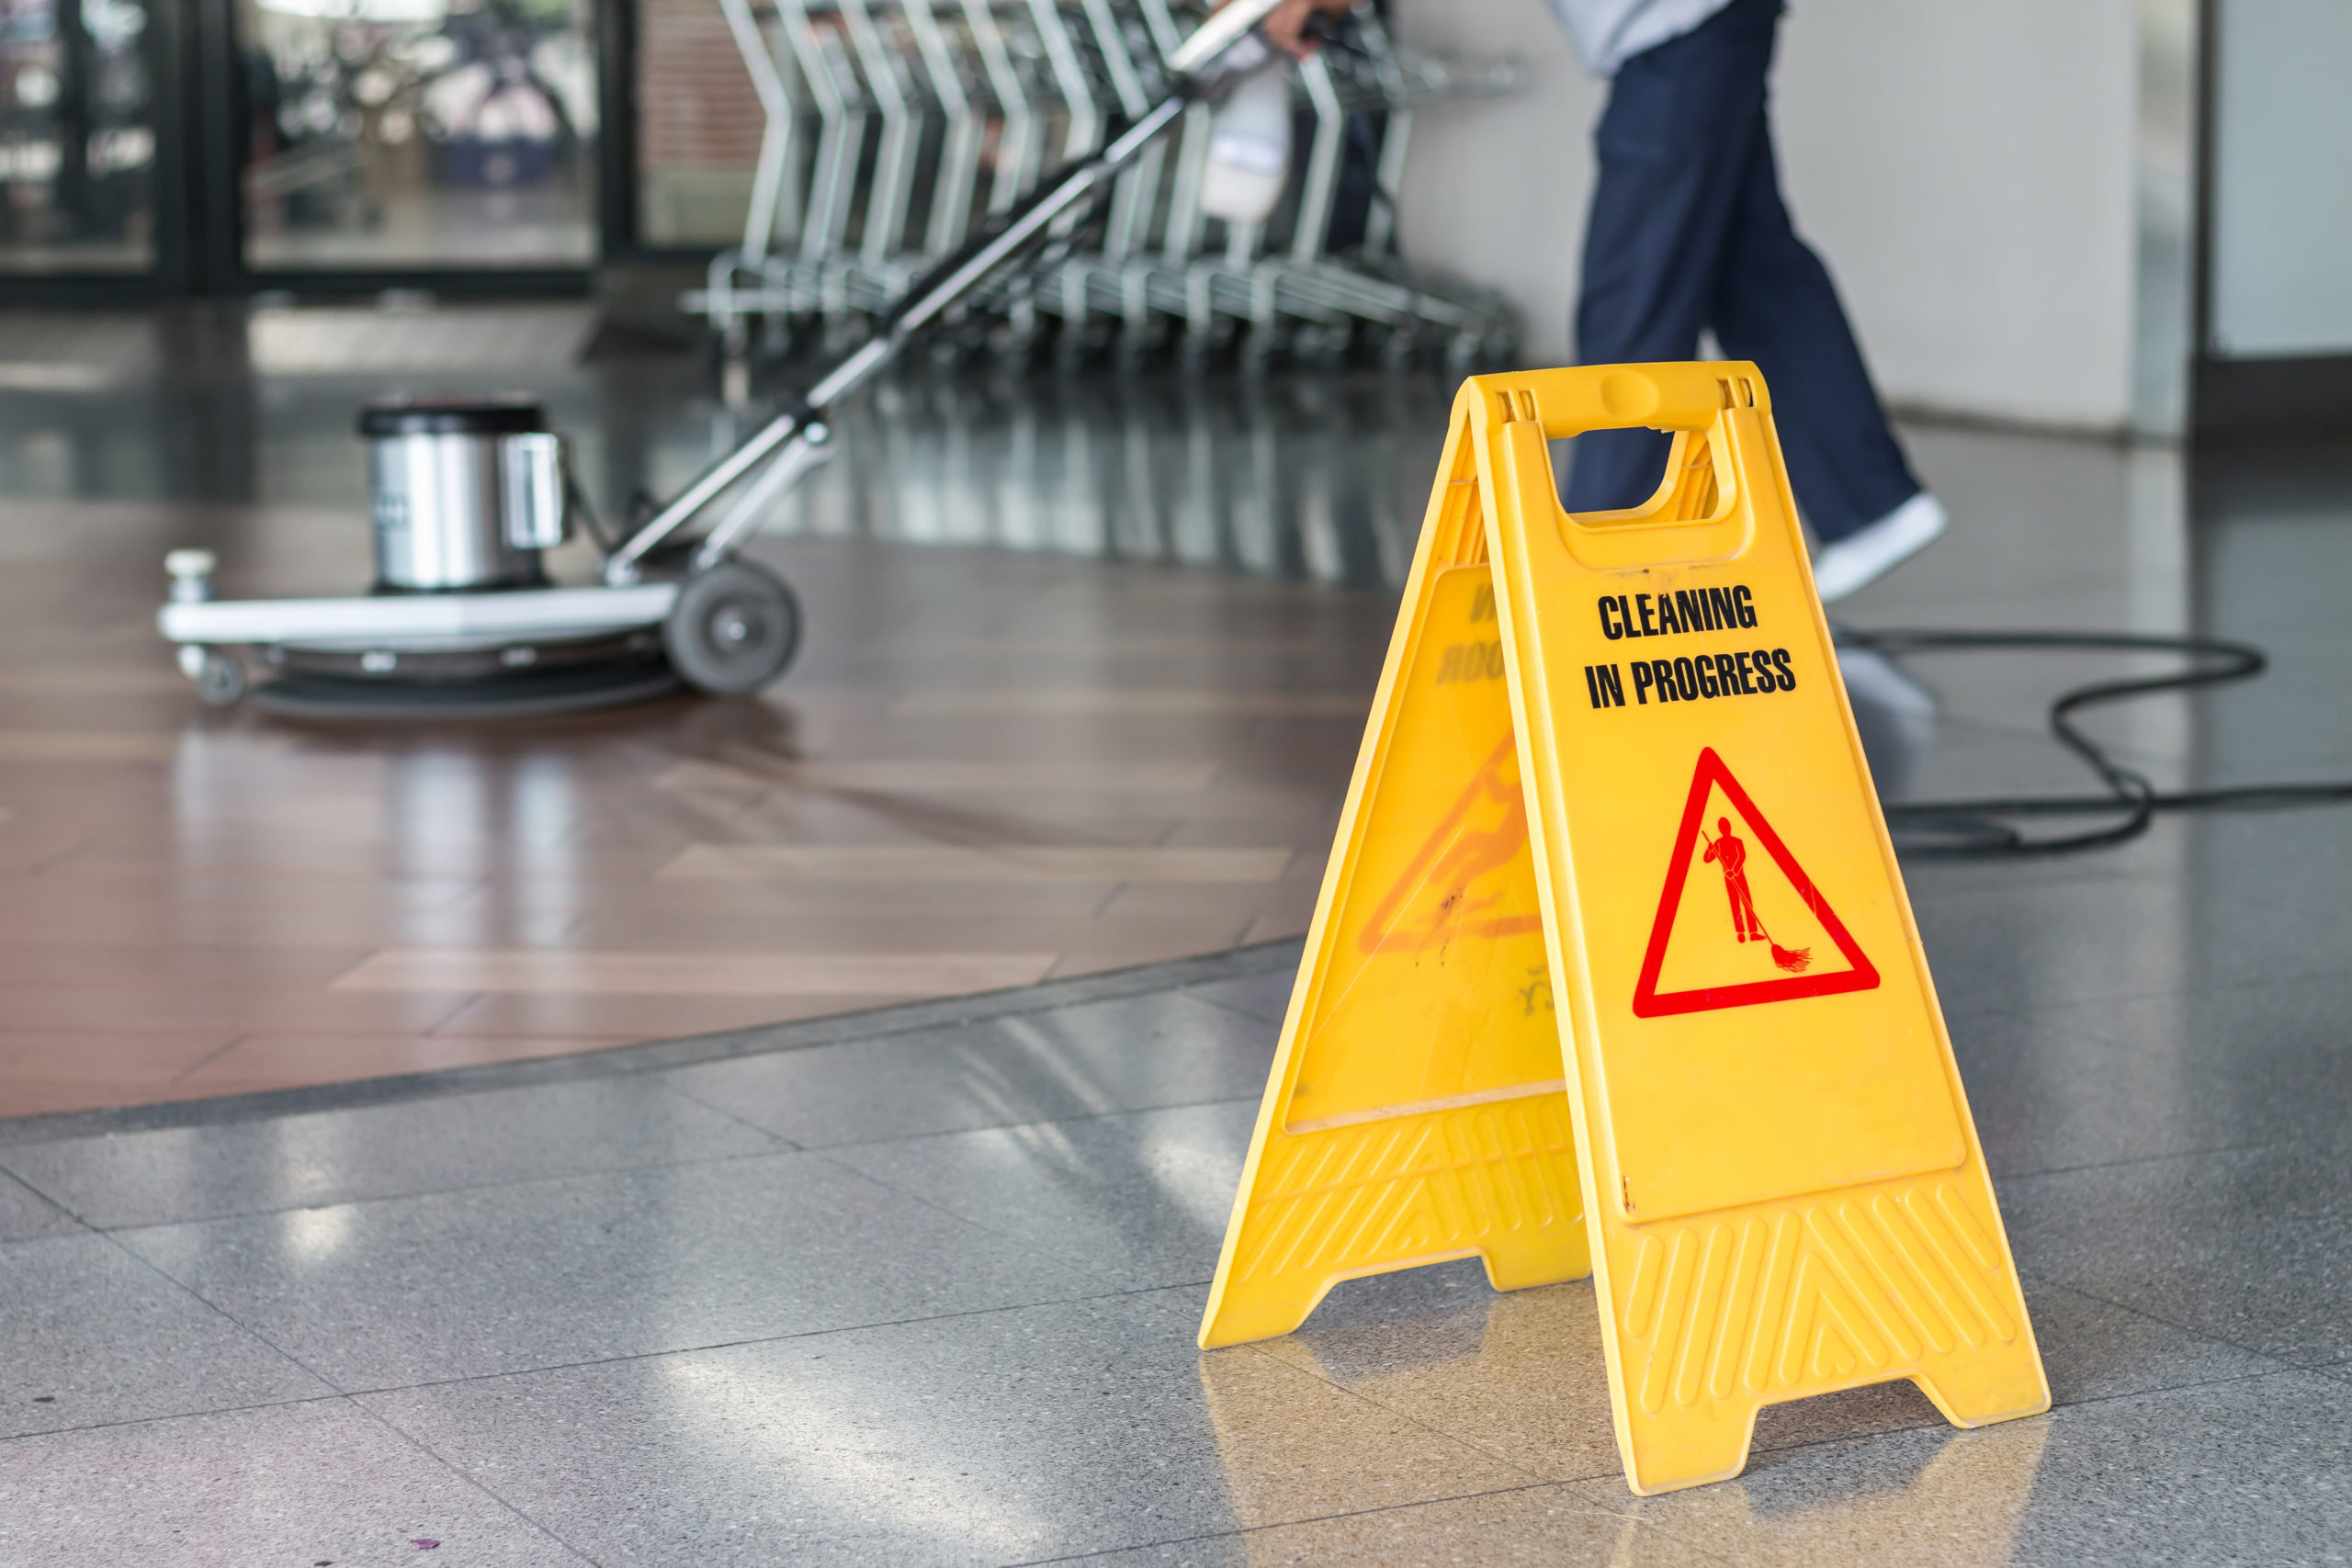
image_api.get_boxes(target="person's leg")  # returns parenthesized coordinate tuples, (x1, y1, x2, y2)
(1564, 0, 1780, 513)
(1707, 68, 1922, 541)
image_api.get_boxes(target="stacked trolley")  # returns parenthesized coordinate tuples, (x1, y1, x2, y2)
(158, 0, 1521, 718)
(685, 0, 1523, 367)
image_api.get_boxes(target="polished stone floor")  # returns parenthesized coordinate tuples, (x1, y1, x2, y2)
(2, 305, 2351, 1561)
(0, 302, 2275, 1115)
(0, 307, 1439, 1113)
(2, 849, 2349, 1565)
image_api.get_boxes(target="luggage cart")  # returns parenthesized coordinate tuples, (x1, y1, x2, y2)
(158, 0, 1292, 720)
(684, 0, 1525, 366)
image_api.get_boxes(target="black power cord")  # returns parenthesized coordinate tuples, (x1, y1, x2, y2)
(1835, 627, 2352, 857)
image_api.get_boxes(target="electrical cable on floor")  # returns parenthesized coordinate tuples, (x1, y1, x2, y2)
(1833, 626, 2352, 857)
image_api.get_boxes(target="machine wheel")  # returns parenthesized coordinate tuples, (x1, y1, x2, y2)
(662, 559, 802, 695)
(194, 651, 248, 707)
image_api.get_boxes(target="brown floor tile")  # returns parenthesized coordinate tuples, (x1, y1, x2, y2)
(0, 987, 474, 1036)
(654, 758, 1224, 794)
(562, 907, 1114, 953)
(656, 844, 1294, 884)
(0, 512, 1376, 1111)
(430, 991, 922, 1040)
(702, 802, 1191, 852)
(332, 948, 1057, 997)
(0, 730, 190, 762)
(1080, 878, 1323, 939)
(461, 878, 1117, 919)
(0, 667, 201, 695)
(0, 944, 373, 988)
(0, 898, 579, 951)
(12, 863, 486, 907)
(171, 1031, 637, 1098)
(0, 1030, 243, 1118)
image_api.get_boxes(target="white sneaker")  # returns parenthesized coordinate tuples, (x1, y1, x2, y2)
(1810, 492, 1948, 603)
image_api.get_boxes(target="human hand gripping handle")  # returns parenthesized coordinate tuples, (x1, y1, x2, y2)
(1211, 0, 1356, 60)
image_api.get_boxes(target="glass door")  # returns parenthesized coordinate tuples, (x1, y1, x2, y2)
(233, 0, 598, 276)
(0, 0, 164, 277)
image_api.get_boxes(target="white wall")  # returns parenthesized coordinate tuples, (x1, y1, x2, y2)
(1386, 0, 1600, 369)
(2210, 0, 2352, 357)
(1391, 0, 2141, 433)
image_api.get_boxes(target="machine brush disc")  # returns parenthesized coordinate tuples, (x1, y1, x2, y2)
(249, 659, 684, 720)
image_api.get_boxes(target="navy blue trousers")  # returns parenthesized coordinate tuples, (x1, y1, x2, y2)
(1563, 0, 1918, 543)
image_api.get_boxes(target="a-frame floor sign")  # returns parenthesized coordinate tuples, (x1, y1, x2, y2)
(1198, 364, 2049, 1495)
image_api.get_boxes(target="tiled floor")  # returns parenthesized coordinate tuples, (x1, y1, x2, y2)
(0, 528, 1394, 1113)
(0, 319, 1443, 1112)
(2, 866, 2348, 1566)
(2, 306, 2350, 1559)
(0, 303, 2252, 1117)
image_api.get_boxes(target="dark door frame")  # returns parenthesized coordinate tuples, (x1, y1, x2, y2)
(2188, 0, 2352, 442)
(1, 0, 605, 304)
(191, 0, 594, 299)
(0, 0, 199, 303)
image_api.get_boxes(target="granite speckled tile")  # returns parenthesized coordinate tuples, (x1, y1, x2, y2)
(1942, 1006, 2352, 1179)
(1573, 1370, 2352, 1568)
(1247, 1260, 1622, 1484)
(0, 1233, 332, 1437)
(0, 1395, 591, 1565)
(824, 1100, 1256, 1289)
(0, 1167, 83, 1242)
(360, 1289, 1533, 1567)
(110, 1151, 1113, 1390)
(658, 989, 1275, 1148)
(1998, 1138, 2352, 1371)
(1229, 1257, 2286, 1490)
(0, 1077, 781, 1230)
(1908, 874, 2351, 1016)
(1182, 966, 1299, 1026)
(1071, 1487, 1707, 1568)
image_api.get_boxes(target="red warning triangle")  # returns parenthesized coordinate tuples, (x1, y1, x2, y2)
(1631, 748, 1880, 1017)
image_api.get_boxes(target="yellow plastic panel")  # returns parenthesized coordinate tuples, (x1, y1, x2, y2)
(1197, 430, 1590, 1351)
(1200, 362, 2047, 1498)
(1476, 365, 2046, 1492)
(1283, 566, 1559, 1134)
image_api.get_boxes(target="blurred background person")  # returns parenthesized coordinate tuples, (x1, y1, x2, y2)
(1555, 0, 1945, 600)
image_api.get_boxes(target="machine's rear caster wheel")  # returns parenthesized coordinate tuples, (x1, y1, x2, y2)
(194, 651, 247, 707)
(662, 559, 802, 695)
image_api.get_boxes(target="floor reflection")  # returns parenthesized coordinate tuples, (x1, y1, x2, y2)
(0, 312, 1453, 595)
(1837, 645, 1939, 800)
(1198, 1256, 2052, 1557)
(1627, 1415, 2050, 1561)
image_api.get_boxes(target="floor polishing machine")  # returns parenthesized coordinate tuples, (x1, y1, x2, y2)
(159, 0, 1289, 720)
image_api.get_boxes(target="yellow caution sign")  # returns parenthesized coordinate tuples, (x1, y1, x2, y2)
(1199, 363, 2048, 1495)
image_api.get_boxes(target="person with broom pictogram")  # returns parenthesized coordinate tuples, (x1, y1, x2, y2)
(1702, 818, 1812, 973)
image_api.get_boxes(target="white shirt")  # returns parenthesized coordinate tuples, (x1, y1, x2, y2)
(1543, 0, 1739, 75)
